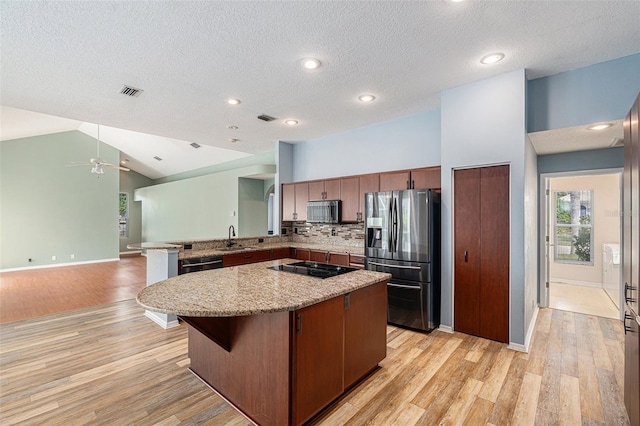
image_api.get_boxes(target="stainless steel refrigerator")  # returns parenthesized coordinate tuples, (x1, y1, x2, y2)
(364, 189, 440, 332)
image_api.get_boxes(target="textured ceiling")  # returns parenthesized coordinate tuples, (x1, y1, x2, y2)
(1, 1, 639, 177)
(529, 120, 624, 155)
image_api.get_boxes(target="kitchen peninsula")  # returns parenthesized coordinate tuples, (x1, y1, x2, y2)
(137, 259, 390, 426)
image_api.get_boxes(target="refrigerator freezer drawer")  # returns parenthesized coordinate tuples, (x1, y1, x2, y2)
(387, 281, 439, 332)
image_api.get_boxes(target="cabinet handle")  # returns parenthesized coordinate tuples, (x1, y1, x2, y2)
(464, 251, 468, 262)
(296, 314, 302, 335)
(411, 180, 415, 189)
(625, 282, 637, 303)
(406, 180, 410, 190)
(624, 312, 633, 334)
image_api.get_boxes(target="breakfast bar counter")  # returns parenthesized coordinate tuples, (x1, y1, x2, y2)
(137, 259, 390, 426)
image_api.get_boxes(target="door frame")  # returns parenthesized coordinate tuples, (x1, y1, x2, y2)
(539, 168, 623, 319)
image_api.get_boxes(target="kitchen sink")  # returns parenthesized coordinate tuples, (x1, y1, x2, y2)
(221, 246, 253, 251)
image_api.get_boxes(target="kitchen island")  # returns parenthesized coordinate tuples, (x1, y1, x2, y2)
(137, 259, 390, 426)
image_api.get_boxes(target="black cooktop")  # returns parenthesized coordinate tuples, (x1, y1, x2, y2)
(269, 261, 357, 279)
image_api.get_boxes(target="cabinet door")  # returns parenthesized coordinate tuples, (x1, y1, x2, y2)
(294, 182, 309, 221)
(340, 176, 360, 222)
(308, 181, 325, 201)
(344, 281, 387, 388)
(359, 174, 379, 221)
(411, 167, 441, 190)
(324, 179, 341, 200)
(222, 250, 272, 267)
(379, 170, 409, 191)
(349, 254, 365, 269)
(282, 183, 296, 221)
(309, 250, 327, 263)
(454, 168, 482, 337)
(292, 296, 344, 425)
(295, 248, 310, 261)
(271, 247, 292, 260)
(327, 252, 349, 266)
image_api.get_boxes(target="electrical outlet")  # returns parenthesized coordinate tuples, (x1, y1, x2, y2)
(70, 254, 75, 260)
(52, 255, 57, 261)
(331, 228, 336, 236)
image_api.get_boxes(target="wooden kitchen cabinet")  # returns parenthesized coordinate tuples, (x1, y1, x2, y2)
(271, 247, 292, 260)
(309, 250, 327, 263)
(411, 166, 441, 190)
(282, 183, 296, 221)
(379, 170, 410, 191)
(294, 248, 310, 261)
(309, 179, 340, 201)
(340, 174, 379, 222)
(292, 296, 345, 425)
(294, 183, 309, 221)
(344, 282, 387, 388)
(222, 249, 272, 267)
(348, 254, 365, 269)
(327, 252, 349, 266)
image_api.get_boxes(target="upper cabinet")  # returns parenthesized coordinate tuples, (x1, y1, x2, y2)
(309, 179, 341, 201)
(341, 174, 379, 222)
(282, 182, 309, 221)
(379, 167, 441, 191)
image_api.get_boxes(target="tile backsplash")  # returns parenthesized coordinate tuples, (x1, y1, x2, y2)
(282, 222, 364, 248)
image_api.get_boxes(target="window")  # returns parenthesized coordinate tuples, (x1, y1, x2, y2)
(554, 190, 593, 264)
(119, 192, 129, 238)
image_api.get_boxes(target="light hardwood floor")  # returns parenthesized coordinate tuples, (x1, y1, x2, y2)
(0, 300, 629, 425)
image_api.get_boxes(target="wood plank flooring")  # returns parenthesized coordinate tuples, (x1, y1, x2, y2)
(0, 257, 147, 324)
(0, 301, 629, 425)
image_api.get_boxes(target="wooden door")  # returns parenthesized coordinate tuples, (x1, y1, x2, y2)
(454, 168, 481, 337)
(292, 296, 344, 425)
(324, 179, 341, 200)
(282, 184, 296, 221)
(478, 165, 510, 342)
(294, 182, 309, 221)
(340, 176, 360, 222)
(454, 165, 509, 343)
(308, 181, 325, 201)
(379, 170, 409, 191)
(411, 167, 441, 190)
(344, 281, 387, 389)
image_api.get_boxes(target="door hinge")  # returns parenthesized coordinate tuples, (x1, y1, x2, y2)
(545, 189, 550, 196)
(545, 281, 550, 288)
(545, 235, 549, 242)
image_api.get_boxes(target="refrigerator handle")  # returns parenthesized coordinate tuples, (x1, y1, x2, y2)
(388, 199, 393, 251)
(392, 197, 398, 251)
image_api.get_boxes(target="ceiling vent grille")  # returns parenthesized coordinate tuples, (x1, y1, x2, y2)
(119, 85, 144, 97)
(153, 156, 162, 161)
(257, 114, 277, 122)
(190, 142, 201, 149)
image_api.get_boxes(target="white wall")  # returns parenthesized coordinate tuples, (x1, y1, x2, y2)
(524, 136, 539, 342)
(135, 164, 274, 242)
(549, 173, 621, 286)
(441, 69, 528, 346)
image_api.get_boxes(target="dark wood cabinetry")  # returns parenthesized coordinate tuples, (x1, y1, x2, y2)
(624, 93, 640, 426)
(222, 249, 271, 267)
(348, 254, 365, 269)
(379, 170, 409, 191)
(309, 250, 327, 263)
(309, 179, 340, 201)
(454, 165, 509, 343)
(292, 296, 345, 425)
(379, 167, 441, 191)
(328, 252, 349, 266)
(341, 174, 380, 222)
(282, 183, 309, 221)
(271, 247, 292, 260)
(294, 248, 310, 261)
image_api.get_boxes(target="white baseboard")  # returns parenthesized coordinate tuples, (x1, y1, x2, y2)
(550, 278, 601, 288)
(507, 342, 527, 353)
(438, 325, 454, 334)
(144, 311, 180, 329)
(0, 258, 120, 273)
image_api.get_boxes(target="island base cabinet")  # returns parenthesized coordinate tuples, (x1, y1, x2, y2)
(183, 280, 388, 426)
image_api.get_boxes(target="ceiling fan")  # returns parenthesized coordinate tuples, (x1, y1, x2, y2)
(68, 125, 130, 175)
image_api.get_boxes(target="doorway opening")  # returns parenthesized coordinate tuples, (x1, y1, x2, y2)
(540, 170, 622, 319)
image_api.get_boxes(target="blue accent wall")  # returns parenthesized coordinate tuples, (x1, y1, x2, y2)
(538, 147, 623, 174)
(528, 53, 640, 132)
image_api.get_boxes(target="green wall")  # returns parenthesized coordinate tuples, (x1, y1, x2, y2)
(119, 169, 153, 252)
(0, 130, 120, 270)
(135, 164, 275, 242)
(238, 178, 268, 237)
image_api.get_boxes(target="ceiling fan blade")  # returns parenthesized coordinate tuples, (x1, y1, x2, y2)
(67, 162, 92, 167)
(104, 163, 130, 172)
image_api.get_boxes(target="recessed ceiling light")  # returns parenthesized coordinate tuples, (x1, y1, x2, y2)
(228, 125, 239, 130)
(230, 138, 240, 143)
(587, 123, 612, 131)
(284, 119, 299, 126)
(302, 58, 321, 70)
(480, 53, 505, 65)
(358, 94, 376, 102)
(227, 98, 241, 105)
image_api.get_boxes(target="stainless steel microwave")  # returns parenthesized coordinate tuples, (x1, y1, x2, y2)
(306, 200, 341, 224)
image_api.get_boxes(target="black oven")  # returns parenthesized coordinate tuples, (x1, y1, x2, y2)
(178, 256, 223, 275)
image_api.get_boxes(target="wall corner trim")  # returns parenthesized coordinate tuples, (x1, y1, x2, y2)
(509, 305, 539, 354)
(438, 325, 454, 334)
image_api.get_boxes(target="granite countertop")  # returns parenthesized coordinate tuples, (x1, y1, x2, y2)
(179, 242, 364, 260)
(136, 258, 390, 317)
(127, 242, 182, 250)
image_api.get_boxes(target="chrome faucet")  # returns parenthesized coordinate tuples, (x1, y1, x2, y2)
(227, 225, 236, 247)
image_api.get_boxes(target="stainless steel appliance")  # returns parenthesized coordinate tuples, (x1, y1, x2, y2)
(178, 255, 223, 274)
(306, 200, 341, 223)
(365, 188, 440, 331)
(269, 261, 357, 278)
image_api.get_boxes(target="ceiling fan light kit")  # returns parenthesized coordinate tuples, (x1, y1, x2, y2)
(68, 125, 130, 176)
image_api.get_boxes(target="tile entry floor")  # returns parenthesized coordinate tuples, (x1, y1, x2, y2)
(549, 281, 620, 319)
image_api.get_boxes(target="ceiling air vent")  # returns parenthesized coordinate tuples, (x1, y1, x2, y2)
(257, 114, 277, 122)
(610, 137, 624, 147)
(119, 85, 144, 97)
(190, 142, 201, 149)
(153, 156, 162, 161)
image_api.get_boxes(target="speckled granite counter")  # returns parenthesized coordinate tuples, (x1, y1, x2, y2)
(177, 242, 363, 260)
(136, 258, 390, 317)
